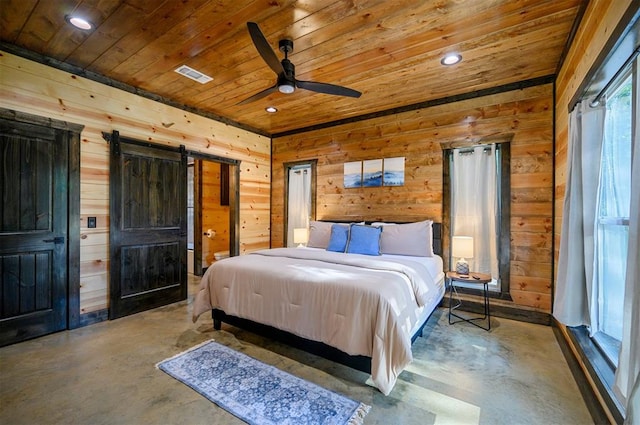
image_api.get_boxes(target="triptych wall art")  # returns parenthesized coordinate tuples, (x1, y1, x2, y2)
(343, 157, 405, 188)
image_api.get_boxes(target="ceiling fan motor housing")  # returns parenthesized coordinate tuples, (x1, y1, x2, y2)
(279, 58, 296, 93)
(278, 76, 295, 93)
(279, 39, 294, 54)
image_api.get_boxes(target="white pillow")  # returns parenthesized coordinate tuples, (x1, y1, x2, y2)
(307, 221, 333, 249)
(376, 220, 434, 257)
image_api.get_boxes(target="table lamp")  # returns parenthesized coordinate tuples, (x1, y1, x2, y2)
(452, 235, 473, 275)
(293, 228, 308, 248)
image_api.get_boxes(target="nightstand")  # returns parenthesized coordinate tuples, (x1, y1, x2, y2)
(447, 271, 492, 331)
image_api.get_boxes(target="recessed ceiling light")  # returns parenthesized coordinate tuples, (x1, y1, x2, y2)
(441, 53, 462, 66)
(65, 15, 93, 31)
(265, 106, 278, 113)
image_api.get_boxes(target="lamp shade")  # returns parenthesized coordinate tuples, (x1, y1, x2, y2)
(293, 228, 308, 245)
(452, 236, 474, 259)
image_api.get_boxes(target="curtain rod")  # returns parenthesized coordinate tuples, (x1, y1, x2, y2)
(590, 45, 640, 107)
(289, 163, 311, 170)
(457, 146, 494, 155)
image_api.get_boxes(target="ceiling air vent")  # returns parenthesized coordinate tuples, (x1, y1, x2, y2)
(174, 65, 212, 84)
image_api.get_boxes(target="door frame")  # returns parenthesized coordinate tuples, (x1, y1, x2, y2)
(188, 151, 241, 274)
(0, 108, 82, 330)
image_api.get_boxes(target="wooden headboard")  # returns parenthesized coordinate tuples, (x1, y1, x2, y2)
(431, 222, 443, 257)
(319, 219, 443, 257)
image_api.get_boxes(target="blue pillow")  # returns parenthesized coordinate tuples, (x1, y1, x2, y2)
(326, 224, 350, 252)
(346, 224, 383, 255)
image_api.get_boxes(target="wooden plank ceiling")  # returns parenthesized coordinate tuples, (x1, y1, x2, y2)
(0, 0, 584, 135)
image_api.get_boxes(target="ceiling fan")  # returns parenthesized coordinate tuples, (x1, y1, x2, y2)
(237, 22, 362, 105)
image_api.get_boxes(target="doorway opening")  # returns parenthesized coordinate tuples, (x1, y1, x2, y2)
(187, 153, 240, 278)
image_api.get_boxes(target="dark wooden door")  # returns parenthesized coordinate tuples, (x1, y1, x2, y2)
(0, 118, 68, 346)
(109, 132, 187, 319)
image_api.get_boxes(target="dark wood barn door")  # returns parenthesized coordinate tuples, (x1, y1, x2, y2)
(0, 118, 69, 346)
(109, 132, 187, 319)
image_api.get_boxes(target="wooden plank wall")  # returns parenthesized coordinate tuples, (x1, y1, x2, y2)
(201, 160, 230, 266)
(554, 0, 632, 285)
(272, 84, 554, 313)
(0, 51, 271, 315)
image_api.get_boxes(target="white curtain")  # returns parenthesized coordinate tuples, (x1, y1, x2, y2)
(627, 377, 640, 425)
(451, 145, 498, 278)
(555, 92, 639, 416)
(615, 82, 640, 419)
(553, 99, 605, 328)
(287, 167, 311, 247)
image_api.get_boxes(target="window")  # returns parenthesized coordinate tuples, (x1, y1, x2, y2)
(593, 70, 634, 366)
(450, 145, 499, 288)
(283, 160, 317, 247)
(444, 142, 511, 295)
(556, 12, 639, 419)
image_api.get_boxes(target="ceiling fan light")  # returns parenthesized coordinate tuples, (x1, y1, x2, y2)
(65, 15, 93, 30)
(278, 82, 295, 94)
(441, 53, 462, 66)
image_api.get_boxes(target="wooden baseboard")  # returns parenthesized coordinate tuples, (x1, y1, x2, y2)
(552, 319, 622, 424)
(440, 296, 551, 325)
(78, 309, 108, 328)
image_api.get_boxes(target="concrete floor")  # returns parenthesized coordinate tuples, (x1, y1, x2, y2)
(0, 277, 593, 425)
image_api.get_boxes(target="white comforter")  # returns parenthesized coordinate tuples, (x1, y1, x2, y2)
(192, 247, 442, 395)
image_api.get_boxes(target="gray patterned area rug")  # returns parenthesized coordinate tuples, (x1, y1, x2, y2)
(156, 340, 370, 425)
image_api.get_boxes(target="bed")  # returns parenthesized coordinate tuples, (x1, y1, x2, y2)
(192, 219, 445, 395)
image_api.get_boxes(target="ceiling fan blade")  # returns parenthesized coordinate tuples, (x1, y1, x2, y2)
(236, 83, 278, 105)
(296, 80, 361, 98)
(247, 22, 284, 75)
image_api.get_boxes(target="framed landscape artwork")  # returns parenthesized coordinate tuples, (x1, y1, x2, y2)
(344, 161, 362, 188)
(383, 157, 405, 186)
(363, 159, 383, 187)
